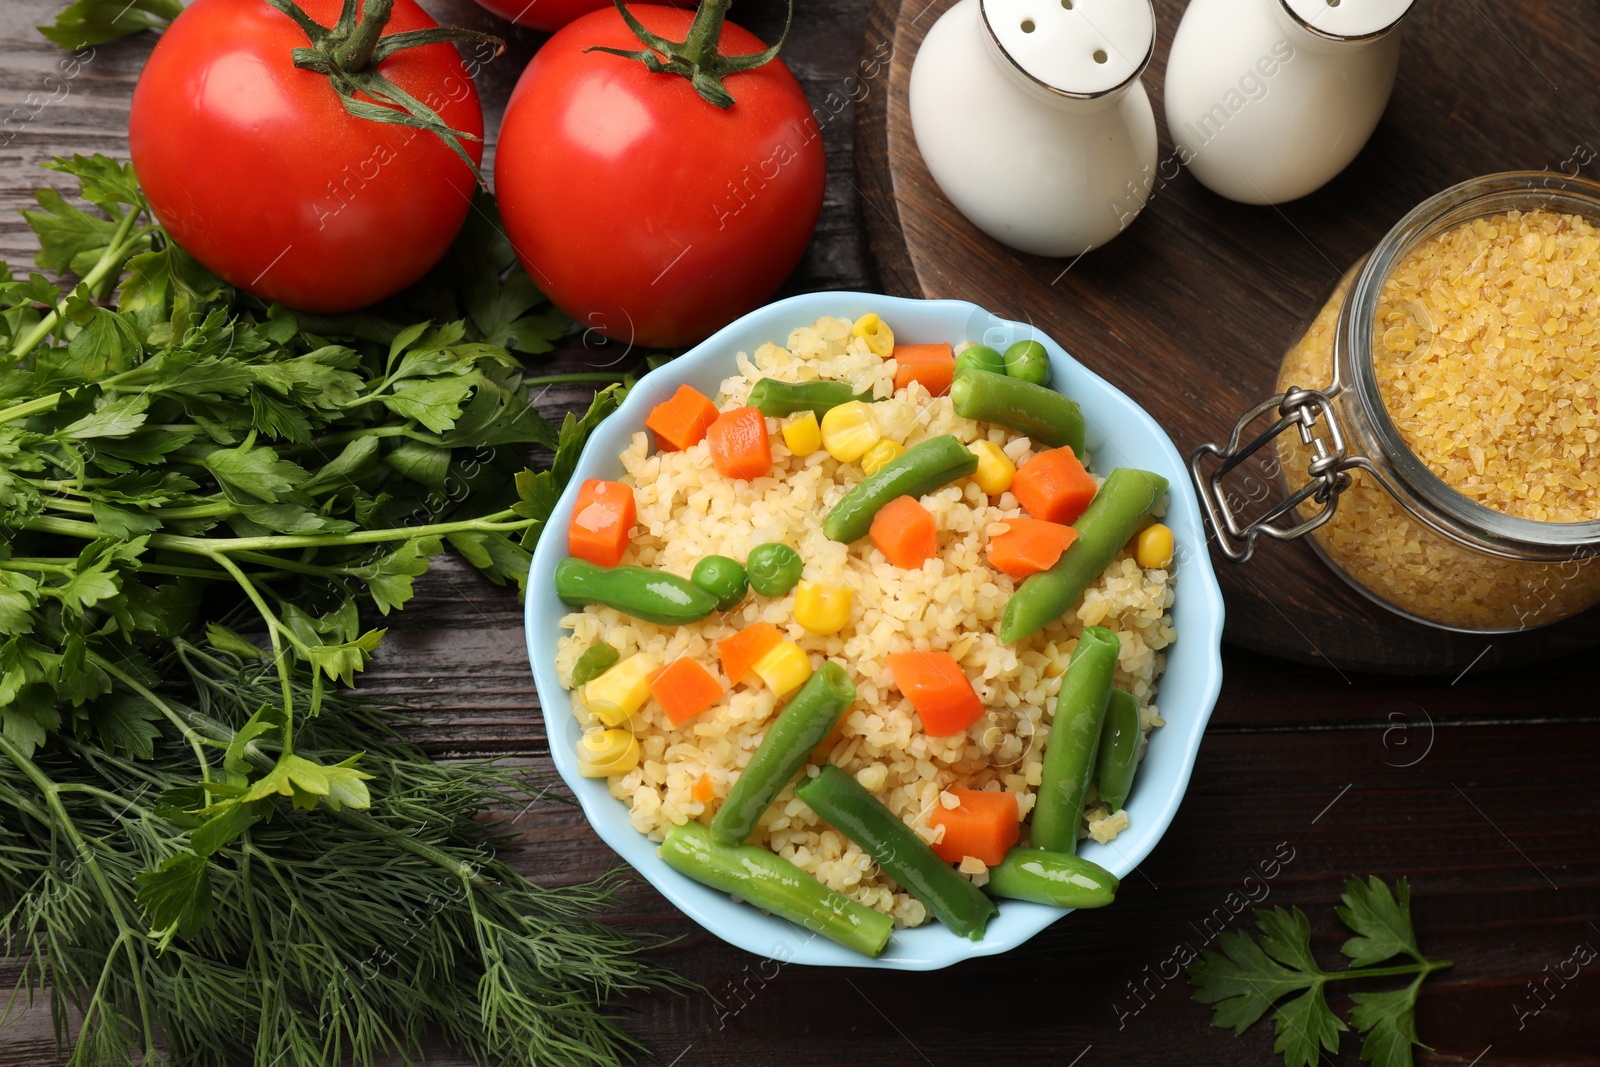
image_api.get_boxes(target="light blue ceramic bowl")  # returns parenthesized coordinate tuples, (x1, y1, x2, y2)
(525, 291, 1224, 970)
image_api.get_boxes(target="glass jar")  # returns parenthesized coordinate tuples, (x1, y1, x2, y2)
(1192, 172, 1600, 633)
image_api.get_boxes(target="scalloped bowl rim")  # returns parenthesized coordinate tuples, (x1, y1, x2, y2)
(525, 291, 1224, 971)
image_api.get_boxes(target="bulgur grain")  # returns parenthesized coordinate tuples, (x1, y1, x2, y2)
(1279, 212, 1600, 629)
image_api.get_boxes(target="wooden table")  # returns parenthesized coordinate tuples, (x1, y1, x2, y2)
(1, 2, 1596, 1065)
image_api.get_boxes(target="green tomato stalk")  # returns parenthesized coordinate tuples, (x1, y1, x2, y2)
(588, 0, 794, 109)
(262, 0, 503, 183)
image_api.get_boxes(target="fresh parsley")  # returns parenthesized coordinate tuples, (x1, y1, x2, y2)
(0, 156, 671, 1066)
(1188, 877, 1453, 1067)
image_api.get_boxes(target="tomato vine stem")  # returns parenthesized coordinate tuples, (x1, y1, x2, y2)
(259, 0, 504, 184)
(587, 0, 794, 109)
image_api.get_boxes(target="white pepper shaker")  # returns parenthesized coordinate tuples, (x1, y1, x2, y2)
(909, 0, 1159, 258)
(1164, 0, 1414, 204)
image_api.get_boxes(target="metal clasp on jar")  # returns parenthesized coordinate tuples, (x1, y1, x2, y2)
(1190, 386, 1361, 562)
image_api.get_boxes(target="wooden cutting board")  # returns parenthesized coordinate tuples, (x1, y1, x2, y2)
(856, 0, 1600, 674)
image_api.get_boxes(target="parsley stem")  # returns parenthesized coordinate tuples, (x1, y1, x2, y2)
(520, 372, 630, 386)
(6, 206, 153, 361)
(20, 510, 517, 553)
(1319, 959, 1454, 980)
(44, 496, 239, 520)
(200, 551, 307, 739)
(197, 511, 534, 553)
(0, 360, 149, 424)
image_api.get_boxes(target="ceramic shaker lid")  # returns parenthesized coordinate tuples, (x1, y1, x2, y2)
(980, 0, 1155, 98)
(1280, 0, 1414, 40)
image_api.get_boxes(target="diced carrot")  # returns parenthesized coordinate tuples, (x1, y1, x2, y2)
(930, 788, 1020, 866)
(892, 343, 955, 396)
(887, 650, 983, 737)
(649, 657, 724, 725)
(986, 517, 1080, 580)
(1013, 446, 1098, 525)
(870, 495, 937, 569)
(706, 406, 772, 481)
(716, 623, 783, 686)
(567, 479, 635, 568)
(645, 384, 720, 452)
(810, 716, 848, 763)
(692, 773, 716, 803)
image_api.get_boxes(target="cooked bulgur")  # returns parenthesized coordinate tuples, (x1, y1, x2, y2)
(556, 315, 1176, 927)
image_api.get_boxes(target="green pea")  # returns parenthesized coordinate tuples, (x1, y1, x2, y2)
(954, 344, 1007, 376)
(691, 555, 749, 611)
(1003, 340, 1051, 386)
(746, 542, 803, 597)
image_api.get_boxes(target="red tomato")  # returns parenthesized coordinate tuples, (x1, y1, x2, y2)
(469, 0, 613, 33)
(494, 5, 826, 348)
(129, 0, 483, 313)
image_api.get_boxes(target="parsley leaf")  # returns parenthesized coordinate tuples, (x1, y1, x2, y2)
(133, 850, 213, 949)
(243, 752, 374, 811)
(1190, 922, 1316, 1033)
(1189, 878, 1452, 1067)
(38, 0, 181, 49)
(1349, 985, 1429, 1067)
(1339, 875, 1424, 967)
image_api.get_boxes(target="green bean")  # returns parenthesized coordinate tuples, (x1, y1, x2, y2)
(554, 558, 718, 626)
(1002, 340, 1051, 386)
(745, 542, 803, 597)
(660, 821, 894, 958)
(822, 434, 978, 543)
(1030, 626, 1119, 854)
(568, 641, 620, 689)
(998, 468, 1169, 643)
(691, 555, 749, 611)
(796, 765, 998, 941)
(949, 368, 1085, 454)
(748, 378, 876, 418)
(710, 662, 855, 845)
(1095, 689, 1141, 812)
(954, 344, 1007, 376)
(986, 848, 1118, 909)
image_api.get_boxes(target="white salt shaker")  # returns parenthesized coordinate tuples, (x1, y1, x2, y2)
(909, 0, 1158, 258)
(1164, 0, 1414, 204)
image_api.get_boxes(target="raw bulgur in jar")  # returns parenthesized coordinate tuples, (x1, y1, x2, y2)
(1253, 174, 1600, 631)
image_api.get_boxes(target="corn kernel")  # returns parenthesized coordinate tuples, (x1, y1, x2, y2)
(576, 728, 641, 777)
(969, 440, 1015, 495)
(852, 313, 895, 358)
(820, 400, 881, 463)
(794, 581, 853, 635)
(860, 439, 904, 477)
(782, 411, 821, 457)
(1135, 523, 1174, 569)
(750, 641, 813, 697)
(581, 653, 658, 726)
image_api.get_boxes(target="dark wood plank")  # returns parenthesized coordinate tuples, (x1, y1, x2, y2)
(855, 0, 1600, 674)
